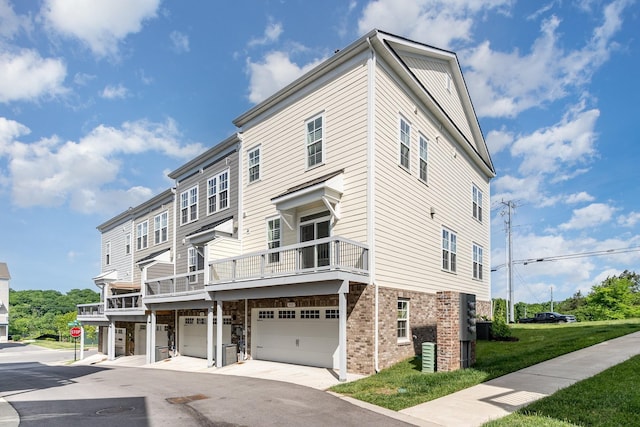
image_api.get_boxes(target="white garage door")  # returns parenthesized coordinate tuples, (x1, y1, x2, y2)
(178, 315, 232, 358)
(251, 307, 339, 369)
(134, 323, 169, 356)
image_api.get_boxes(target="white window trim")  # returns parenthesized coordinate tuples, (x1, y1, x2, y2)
(442, 227, 457, 273)
(397, 299, 410, 343)
(473, 243, 484, 281)
(105, 241, 111, 266)
(305, 113, 325, 169)
(136, 220, 149, 251)
(399, 116, 411, 171)
(207, 169, 230, 215)
(187, 247, 197, 283)
(267, 216, 281, 263)
(473, 185, 483, 222)
(125, 233, 131, 255)
(248, 145, 261, 183)
(180, 185, 199, 225)
(419, 133, 428, 183)
(154, 211, 169, 245)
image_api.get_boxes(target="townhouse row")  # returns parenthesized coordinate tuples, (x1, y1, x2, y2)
(77, 30, 495, 379)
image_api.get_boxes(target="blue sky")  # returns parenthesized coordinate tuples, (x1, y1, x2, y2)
(0, 0, 638, 304)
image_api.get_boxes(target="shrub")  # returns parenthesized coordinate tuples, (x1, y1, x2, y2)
(491, 319, 513, 340)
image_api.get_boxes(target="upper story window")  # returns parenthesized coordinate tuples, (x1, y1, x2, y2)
(442, 228, 457, 272)
(267, 217, 281, 263)
(306, 114, 324, 168)
(125, 233, 131, 255)
(180, 185, 198, 225)
(473, 185, 483, 222)
(399, 117, 411, 170)
(154, 211, 168, 244)
(419, 134, 428, 183)
(207, 169, 229, 215)
(105, 241, 111, 265)
(248, 146, 260, 183)
(136, 221, 148, 251)
(473, 244, 484, 280)
(397, 299, 409, 342)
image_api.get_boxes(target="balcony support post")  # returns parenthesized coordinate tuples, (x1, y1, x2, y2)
(215, 299, 223, 368)
(107, 320, 115, 361)
(150, 310, 157, 363)
(207, 305, 214, 368)
(338, 280, 348, 382)
(145, 313, 152, 364)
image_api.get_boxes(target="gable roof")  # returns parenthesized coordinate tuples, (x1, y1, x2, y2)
(0, 262, 9, 280)
(233, 29, 494, 178)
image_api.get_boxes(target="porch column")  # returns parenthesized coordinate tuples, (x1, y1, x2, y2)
(207, 305, 214, 368)
(215, 299, 223, 368)
(107, 320, 115, 361)
(145, 313, 152, 364)
(150, 310, 157, 363)
(338, 280, 348, 382)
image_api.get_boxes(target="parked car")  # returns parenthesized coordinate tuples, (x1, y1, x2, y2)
(518, 312, 577, 324)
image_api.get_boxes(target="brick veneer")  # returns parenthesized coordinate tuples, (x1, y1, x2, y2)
(436, 291, 461, 371)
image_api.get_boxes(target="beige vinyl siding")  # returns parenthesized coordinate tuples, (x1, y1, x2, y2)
(101, 219, 133, 282)
(174, 151, 240, 276)
(147, 263, 173, 281)
(400, 54, 475, 147)
(208, 237, 242, 261)
(373, 62, 491, 300)
(240, 57, 370, 254)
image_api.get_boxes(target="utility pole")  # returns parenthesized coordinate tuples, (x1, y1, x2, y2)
(550, 287, 554, 312)
(501, 200, 516, 323)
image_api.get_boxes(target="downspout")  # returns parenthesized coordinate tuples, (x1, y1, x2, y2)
(366, 35, 380, 373)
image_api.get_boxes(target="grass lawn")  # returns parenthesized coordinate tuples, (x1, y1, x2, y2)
(329, 319, 640, 411)
(26, 340, 94, 350)
(484, 354, 640, 427)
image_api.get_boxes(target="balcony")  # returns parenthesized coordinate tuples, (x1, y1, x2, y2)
(145, 271, 206, 298)
(106, 292, 143, 311)
(77, 303, 107, 322)
(209, 236, 368, 286)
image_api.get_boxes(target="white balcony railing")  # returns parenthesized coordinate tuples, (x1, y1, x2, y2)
(209, 236, 368, 284)
(106, 292, 143, 311)
(145, 270, 205, 297)
(77, 303, 104, 317)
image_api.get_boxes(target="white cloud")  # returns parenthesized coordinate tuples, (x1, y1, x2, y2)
(169, 30, 190, 53)
(565, 192, 595, 204)
(0, 49, 67, 103)
(246, 51, 325, 104)
(464, 1, 632, 118)
(485, 127, 513, 155)
(41, 0, 161, 58)
(491, 174, 560, 208)
(357, 0, 512, 50)
(510, 103, 599, 176)
(0, 0, 31, 39)
(2, 117, 205, 214)
(248, 22, 283, 47)
(618, 212, 640, 228)
(73, 72, 95, 86)
(559, 203, 616, 230)
(101, 84, 128, 100)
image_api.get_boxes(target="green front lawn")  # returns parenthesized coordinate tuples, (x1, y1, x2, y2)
(484, 354, 640, 427)
(329, 319, 640, 411)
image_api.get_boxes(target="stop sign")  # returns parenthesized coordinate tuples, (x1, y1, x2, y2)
(70, 326, 82, 338)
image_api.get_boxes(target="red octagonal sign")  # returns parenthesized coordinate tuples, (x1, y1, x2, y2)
(70, 326, 82, 338)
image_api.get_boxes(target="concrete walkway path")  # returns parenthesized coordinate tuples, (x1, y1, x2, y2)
(399, 331, 640, 426)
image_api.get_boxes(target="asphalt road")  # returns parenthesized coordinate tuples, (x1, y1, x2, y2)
(0, 343, 413, 426)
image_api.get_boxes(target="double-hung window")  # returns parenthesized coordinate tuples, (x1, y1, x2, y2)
(473, 185, 483, 222)
(136, 221, 148, 250)
(397, 299, 409, 342)
(105, 241, 111, 265)
(267, 217, 281, 263)
(306, 114, 323, 168)
(248, 146, 260, 183)
(207, 169, 229, 214)
(399, 117, 411, 170)
(125, 233, 131, 255)
(419, 134, 428, 182)
(473, 244, 484, 280)
(154, 211, 168, 244)
(442, 228, 457, 272)
(180, 186, 198, 225)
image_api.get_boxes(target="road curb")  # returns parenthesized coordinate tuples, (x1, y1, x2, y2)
(0, 397, 19, 427)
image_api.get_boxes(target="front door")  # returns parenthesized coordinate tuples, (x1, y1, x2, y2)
(300, 218, 330, 269)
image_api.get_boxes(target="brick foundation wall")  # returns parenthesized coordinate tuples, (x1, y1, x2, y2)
(436, 291, 461, 372)
(476, 299, 491, 319)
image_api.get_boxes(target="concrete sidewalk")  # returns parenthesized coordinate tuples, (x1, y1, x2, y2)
(400, 331, 640, 426)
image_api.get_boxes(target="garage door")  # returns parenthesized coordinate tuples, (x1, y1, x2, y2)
(134, 323, 169, 356)
(178, 315, 231, 358)
(251, 307, 339, 369)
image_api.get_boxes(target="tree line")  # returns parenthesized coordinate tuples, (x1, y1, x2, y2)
(495, 270, 640, 322)
(8, 288, 100, 341)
